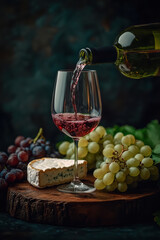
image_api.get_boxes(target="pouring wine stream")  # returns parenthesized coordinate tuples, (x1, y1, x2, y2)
(71, 61, 86, 119)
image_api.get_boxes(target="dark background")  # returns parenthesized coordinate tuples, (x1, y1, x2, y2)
(0, 0, 160, 150)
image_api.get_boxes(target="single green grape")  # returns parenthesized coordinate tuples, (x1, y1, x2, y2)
(116, 171, 126, 182)
(106, 181, 118, 192)
(94, 179, 106, 190)
(93, 168, 104, 179)
(88, 142, 100, 154)
(89, 131, 100, 143)
(134, 153, 144, 161)
(129, 167, 140, 177)
(109, 162, 120, 173)
(78, 137, 88, 147)
(103, 147, 114, 158)
(95, 126, 106, 138)
(140, 167, 150, 180)
(140, 145, 152, 157)
(101, 163, 109, 174)
(58, 141, 70, 155)
(128, 145, 139, 155)
(121, 150, 133, 161)
(127, 134, 136, 144)
(105, 157, 112, 164)
(114, 144, 123, 155)
(121, 136, 131, 146)
(141, 157, 153, 167)
(117, 182, 128, 192)
(114, 132, 124, 141)
(126, 158, 140, 167)
(103, 172, 114, 186)
(135, 140, 144, 148)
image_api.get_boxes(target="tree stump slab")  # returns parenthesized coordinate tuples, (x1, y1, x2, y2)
(6, 175, 160, 227)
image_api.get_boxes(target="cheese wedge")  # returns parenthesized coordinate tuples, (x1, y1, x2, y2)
(27, 158, 87, 188)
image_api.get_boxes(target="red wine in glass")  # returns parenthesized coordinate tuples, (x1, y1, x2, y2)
(52, 113, 101, 138)
(51, 69, 102, 193)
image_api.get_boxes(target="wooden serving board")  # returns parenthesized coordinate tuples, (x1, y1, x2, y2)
(6, 175, 160, 227)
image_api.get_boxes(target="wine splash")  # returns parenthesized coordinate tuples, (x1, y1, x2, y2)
(71, 60, 86, 118)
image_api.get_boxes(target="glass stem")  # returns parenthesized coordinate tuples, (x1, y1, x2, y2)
(73, 138, 80, 183)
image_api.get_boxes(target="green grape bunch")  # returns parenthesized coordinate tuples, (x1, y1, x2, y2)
(94, 132, 159, 193)
(57, 126, 159, 193)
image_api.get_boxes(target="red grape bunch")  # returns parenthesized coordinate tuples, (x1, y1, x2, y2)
(0, 129, 61, 191)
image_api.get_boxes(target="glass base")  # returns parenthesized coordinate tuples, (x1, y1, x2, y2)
(57, 180, 96, 193)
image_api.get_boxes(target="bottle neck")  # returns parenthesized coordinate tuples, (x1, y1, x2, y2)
(79, 46, 117, 65)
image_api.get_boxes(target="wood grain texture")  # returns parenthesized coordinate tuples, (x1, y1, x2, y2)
(6, 175, 160, 227)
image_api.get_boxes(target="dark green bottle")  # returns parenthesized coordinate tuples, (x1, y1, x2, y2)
(79, 23, 160, 79)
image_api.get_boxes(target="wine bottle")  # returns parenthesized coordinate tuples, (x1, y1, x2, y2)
(79, 23, 160, 79)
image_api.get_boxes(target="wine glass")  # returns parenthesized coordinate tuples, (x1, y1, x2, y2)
(51, 69, 102, 193)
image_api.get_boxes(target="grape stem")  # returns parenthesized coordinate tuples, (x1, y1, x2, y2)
(33, 128, 45, 143)
(118, 144, 125, 158)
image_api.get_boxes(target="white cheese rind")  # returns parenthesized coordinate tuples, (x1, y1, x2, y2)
(27, 158, 87, 188)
